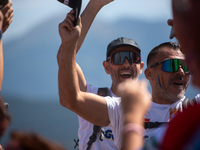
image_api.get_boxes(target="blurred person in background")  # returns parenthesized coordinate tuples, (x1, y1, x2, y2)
(4, 130, 66, 150)
(0, 95, 10, 150)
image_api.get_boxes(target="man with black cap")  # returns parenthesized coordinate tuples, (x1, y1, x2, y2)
(58, 9, 144, 149)
(77, 37, 144, 150)
(57, 0, 144, 149)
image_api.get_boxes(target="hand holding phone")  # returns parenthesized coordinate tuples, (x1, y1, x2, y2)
(57, 0, 82, 27)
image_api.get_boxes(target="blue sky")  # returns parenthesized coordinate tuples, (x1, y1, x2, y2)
(4, 0, 172, 42)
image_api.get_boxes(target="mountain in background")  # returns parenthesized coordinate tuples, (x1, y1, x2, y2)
(1, 13, 199, 150)
(1, 95, 79, 150)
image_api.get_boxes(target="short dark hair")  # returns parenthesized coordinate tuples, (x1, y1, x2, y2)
(147, 42, 181, 67)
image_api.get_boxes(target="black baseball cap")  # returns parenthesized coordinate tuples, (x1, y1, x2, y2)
(106, 37, 141, 61)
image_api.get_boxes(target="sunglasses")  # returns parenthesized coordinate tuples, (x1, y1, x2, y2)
(149, 59, 189, 74)
(107, 51, 141, 65)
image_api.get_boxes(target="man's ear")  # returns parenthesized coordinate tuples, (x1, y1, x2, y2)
(103, 61, 110, 74)
(144, 68, 153, 80)
(139, 62, 145, 75)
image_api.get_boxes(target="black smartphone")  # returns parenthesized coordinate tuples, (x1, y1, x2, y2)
(0, 0, 8, 9)
(57, 0, 82, 27)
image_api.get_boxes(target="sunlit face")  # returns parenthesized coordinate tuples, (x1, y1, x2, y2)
(149, 48, 190, 103)
(107, 46, 144, 88)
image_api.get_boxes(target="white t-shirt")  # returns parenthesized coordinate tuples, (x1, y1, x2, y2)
(105, 94, 200, 149)
(78, 83, 118, 150)
(142, 94, 200, 150)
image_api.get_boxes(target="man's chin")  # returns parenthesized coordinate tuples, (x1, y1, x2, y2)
(120, 77, 134, 82)
(171, 90, 185, 101)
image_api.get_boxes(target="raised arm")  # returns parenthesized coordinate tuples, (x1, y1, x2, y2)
(77, 0, 113, 51)
(58, 0, 114, 54)
(58, 15, 110, 126)
(118, 79, 151, 150)
(57, 0, 113, 92)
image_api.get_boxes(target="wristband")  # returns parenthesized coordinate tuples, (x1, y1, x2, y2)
(123, 123, 144, 136)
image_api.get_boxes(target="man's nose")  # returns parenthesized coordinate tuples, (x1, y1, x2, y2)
(122, 57, 130, 66)
(175, 65, 185, 75)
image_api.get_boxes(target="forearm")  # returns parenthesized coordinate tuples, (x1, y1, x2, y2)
(58, 41, 80, 109)
(58, 42, 109, 126)
(119, 80, 150, 150)
(121, 112, 144, 150)
(122, 94, 146, 150)
(76, 1, 106, 52)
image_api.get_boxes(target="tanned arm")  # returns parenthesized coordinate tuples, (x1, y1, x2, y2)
(58, 15, 110, 126)
(57, 0, 113, 92)
(119, 80, 150, 150)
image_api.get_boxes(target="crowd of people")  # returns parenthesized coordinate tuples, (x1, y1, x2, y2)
(57, 0, 200, 150)
(0, 1, 71, 150)
(0, 0, 200, 150)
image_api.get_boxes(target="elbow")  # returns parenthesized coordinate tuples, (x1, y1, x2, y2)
(58, 91, 79, 111)
(59, 96, 75, 110)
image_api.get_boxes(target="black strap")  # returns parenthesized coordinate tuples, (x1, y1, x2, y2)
(97, 87, 110, 97)
(86, 87, 110, 150)
(86, 125, 104, 150)
(144, 122, 165, 129)
(74, 139, 79, 149)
